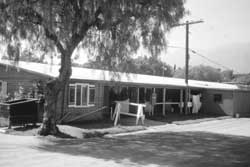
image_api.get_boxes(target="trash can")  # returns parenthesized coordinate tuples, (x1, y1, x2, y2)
(0, 98, 39, 128)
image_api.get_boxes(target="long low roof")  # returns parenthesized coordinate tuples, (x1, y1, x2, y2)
(0, 60, 239, 90)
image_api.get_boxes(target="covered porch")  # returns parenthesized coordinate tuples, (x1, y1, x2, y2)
(104, 84, 204, 126)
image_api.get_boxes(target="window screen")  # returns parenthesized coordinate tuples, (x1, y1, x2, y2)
(69, 85, 75, 105)
(81, 85, 88, 106)
(89, 86, 95, 104)
(76, 85, 82, 106)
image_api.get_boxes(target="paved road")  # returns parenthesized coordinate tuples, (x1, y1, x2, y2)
(1, 118, 250, 167)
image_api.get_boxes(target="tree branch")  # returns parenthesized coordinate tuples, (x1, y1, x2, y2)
(44, 27, 65, 54)
(70, 0, 81, 34)
(17, 6, 66, 54)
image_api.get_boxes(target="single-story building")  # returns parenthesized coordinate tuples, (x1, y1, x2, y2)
(0, 60, 250, 123)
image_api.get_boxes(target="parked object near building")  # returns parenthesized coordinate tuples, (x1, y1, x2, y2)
(0, 61, 250, 125)
(112, 100, 145, 126)
(0, 98, 39, 128)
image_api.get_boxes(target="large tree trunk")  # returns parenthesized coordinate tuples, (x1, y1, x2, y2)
(38, 51, 72, 136)
(38, 79, 60, 135)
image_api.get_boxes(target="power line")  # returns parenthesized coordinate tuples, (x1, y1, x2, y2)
(189, 49, 240, 74)
(167, 45, 186, 49)
(189, 50, 229, 70)
(167, 45, 239, 73)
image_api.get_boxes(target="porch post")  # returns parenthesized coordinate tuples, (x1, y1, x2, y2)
(188, 88, 191, 114)
(152, 88, 156, 115)
(180, 89, 183, 114)
(137, 87, 139, 103)
(163, 88, 166, 116)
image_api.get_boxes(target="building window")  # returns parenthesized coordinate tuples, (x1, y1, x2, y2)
(76, 85, 82, 106)
(69, 85, 75, 106)
(214, 94, 222, 103)
(89, 85, 95, 105)
(68, 83, 95, 107)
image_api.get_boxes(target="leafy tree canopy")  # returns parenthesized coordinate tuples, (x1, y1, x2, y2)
(174, 65, 233, 82)
(232, 74, 250, 85)
(0, 0, 186, 135)
(82, 56, 174, 77)
(0, 0, 186, 64)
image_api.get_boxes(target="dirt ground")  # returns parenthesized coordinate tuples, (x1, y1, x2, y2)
(1, 118, 250, 167)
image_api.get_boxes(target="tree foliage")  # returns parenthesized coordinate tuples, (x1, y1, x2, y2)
(83, 56, 174, 77)
(174, 65, 233, 82)
(0, 0, 186, 135)
(2, 47, 46, 63)
(0, 0, 186, 62)
(221, 70, 234, 82)
(232, 74, 250, 85)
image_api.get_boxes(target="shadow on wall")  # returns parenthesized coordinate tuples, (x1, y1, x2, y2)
(35, 132, 250, 167)
(201, 92, 231, 116)
(216, 91, 235, 116)
(201, 103, 227, 116)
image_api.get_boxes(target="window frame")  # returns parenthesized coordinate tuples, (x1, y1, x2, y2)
(214, 94, 223, 104)
(68, 83, 95, 108)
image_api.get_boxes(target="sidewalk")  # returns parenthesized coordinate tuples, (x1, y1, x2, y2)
(1, 117, 249, 139)
(106, 118, 250, 138)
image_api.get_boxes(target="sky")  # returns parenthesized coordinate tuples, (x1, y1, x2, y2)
(162, 0, 250, 73)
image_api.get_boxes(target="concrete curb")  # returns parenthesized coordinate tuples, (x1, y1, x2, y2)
(0, 128, 10, 134)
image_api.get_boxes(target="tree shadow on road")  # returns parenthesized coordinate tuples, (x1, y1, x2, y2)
(35, 132, 250, 167)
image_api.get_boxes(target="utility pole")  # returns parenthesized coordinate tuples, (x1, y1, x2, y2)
(185, 21, 190, 115)
(173, 20, 203, 114)
(185, 21, 189, 85)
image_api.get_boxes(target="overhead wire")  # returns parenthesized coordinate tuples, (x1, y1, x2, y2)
(167, 45, 240, 73)
(189, 49, 236, 72)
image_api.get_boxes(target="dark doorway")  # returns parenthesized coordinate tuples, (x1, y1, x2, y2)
(139, 87, 145, 103)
